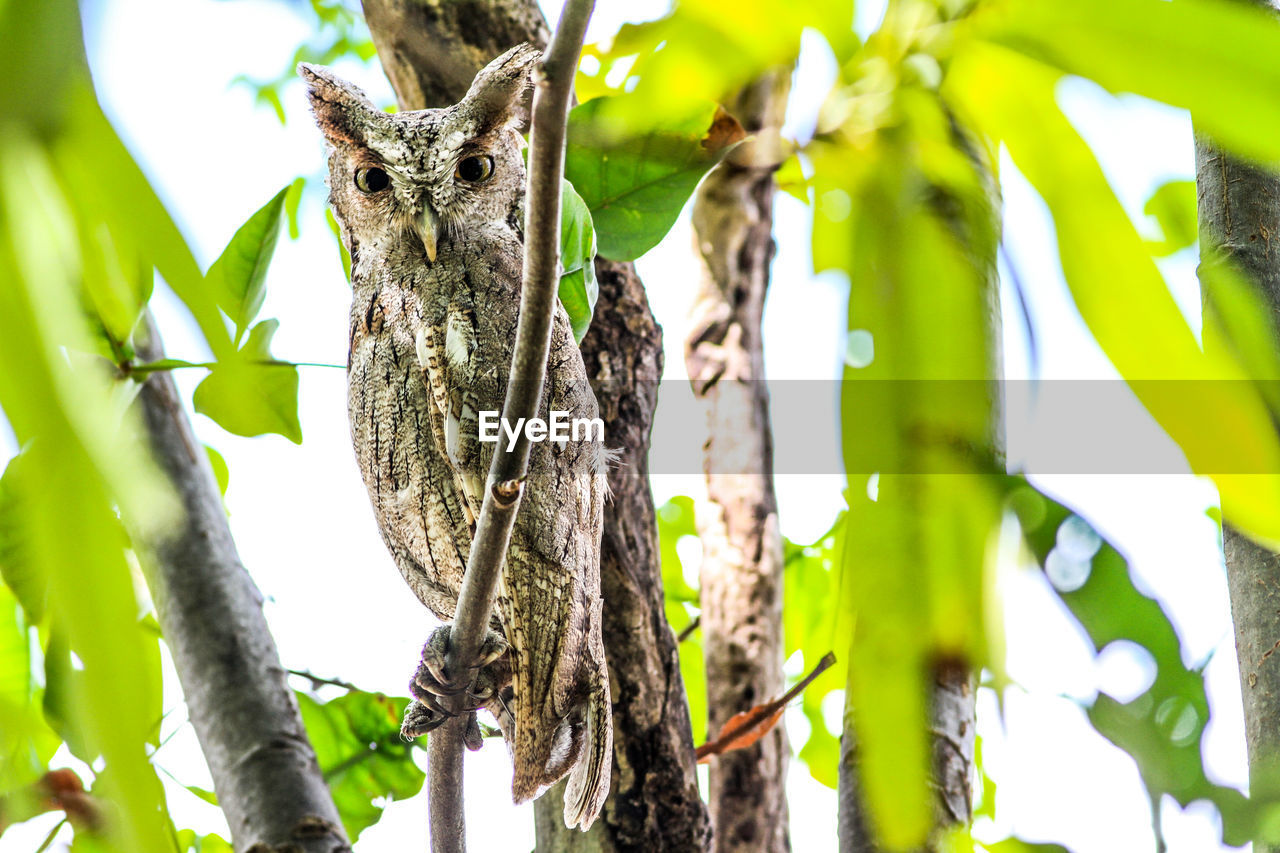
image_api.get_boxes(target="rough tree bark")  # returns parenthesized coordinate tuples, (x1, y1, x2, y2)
(684, 68, 792, 853)
(1196, 118, 1280, 853)
(132, 317, 348, 853)
(837, 665, 976, 853)
(361, 3, 712, 851)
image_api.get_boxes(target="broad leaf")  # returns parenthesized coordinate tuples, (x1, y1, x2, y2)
(559, 179, 598, 343)
(1010, 479, 1280, 845)
(297, 690, 425, 841)
(194, 319, 302, 443)
(206, 186, 289, 346)
(978, 0, 1280, 164)
(565, 96, 742, 261)
(1143, 180, 1198, 257)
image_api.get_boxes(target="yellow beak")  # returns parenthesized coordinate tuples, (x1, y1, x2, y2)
(417, 206, 439, 263)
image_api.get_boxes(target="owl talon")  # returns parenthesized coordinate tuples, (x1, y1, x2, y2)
(401, 700, 446, 740)
(416, 624, 508, 694)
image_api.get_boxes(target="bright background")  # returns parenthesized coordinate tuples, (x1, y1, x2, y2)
(0, 0, 1245, 850)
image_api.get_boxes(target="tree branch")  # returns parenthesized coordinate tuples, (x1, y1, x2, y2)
(426, 3, 594, 850)
(1195, 28, 1280, 845)
(362, 1, 710, 847)
(131, 315, 348, 853)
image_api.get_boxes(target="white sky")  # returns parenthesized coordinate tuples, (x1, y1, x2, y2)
(0, 0, 1252, 851)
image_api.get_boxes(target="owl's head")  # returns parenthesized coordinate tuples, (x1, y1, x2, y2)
(299, 44, 540, 265)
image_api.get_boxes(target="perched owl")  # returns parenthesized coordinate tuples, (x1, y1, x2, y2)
(300, 45, 612, 830)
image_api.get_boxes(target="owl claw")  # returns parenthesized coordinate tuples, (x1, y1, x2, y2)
(407, 624, 511, 735)
(400, 699, 446, 740)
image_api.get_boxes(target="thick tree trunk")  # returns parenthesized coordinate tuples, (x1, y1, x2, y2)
(684, 69, 791, 853)
(837, 666, 976, 852)
(132, 318, 348, 853)
(1196, 132, 1280, 852)
(361, 4, 711, 850)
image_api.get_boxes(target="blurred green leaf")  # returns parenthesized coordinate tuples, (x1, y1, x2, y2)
(0, 450, 46, 623)
(0, 585, 61, 798)
(1010, 478, 1278, 845)
(297, 690, 425, 842)
(184, 786, 218, 807)
(565, 96, 741, 260)
(206, 187, 288, 347)
(176, 829, 233, 853)
(193, 319, 302, 443)
(805, 27, 1004, 842)
(204, 446, 230, 498)
(0, 120, 176, 852)
(50, 87, 219, 359)
(285, 177, 306, 240)
(325, 209, 352, 283)
(783, 520, 844, 788)
(595, 0, 854, 123)
(655, 497, 705, 741)
(1142, 180, 1197, 257)
(559, 179, 598, 343)
(978, 0, 1280, 164)
(951, 44, 1280, 542)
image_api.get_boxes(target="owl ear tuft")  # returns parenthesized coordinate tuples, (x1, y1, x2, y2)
(298, 63, 380, 147)
(460, 43, 543, 133)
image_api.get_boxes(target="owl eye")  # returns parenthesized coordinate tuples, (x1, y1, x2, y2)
(455, 155, 495, 183)
(355, 167, 390, 194)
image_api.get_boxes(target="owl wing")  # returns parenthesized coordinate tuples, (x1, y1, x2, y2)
(415, 298, 486, 531)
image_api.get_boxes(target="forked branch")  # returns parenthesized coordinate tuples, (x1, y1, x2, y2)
(426, 2, 595, 850)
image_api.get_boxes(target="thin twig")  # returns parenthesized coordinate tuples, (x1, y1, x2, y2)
(426, 4, 595, 850)
(286, 668, 362, 693)
(676, 614, 701, 644)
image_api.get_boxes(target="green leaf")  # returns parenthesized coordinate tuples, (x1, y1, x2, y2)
(1142, 180, 1197, 257)
(50, 86, 220, 359)
(950, 45, 1280, 542)
(204, 445, 230, 498)
(558, 179, 598, 343)
(565, 96, 741, 260)
(297, 690, 425, 842)
(783, 521, 844, 788)
(0, 450, 46, 623)
(978, 0, 1280, 164)
(326, 208, 352, 283)
(285, 177, 306, 240)
(184, 785, 219, 807)
(193, 319, 302, 443)
(0, 25, 180, 853)
(0, 584, 61, 797)
(655, 497, 705, 741)
(807, 58, 1003, 846)
(205, 187, 288, 346)
(1009, 478, 1278, 845)
(176, 829, 233, 853)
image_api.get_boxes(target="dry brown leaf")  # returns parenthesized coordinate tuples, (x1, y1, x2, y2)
(695, 651, 836, 763)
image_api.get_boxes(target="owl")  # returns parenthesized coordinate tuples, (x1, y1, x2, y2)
(299, 44, 612, 830)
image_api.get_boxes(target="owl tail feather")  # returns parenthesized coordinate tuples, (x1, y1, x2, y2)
(563, 676, 613, 830)
(508, 671, 613, 830)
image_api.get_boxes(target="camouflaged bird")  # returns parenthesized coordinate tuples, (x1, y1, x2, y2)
(300, 44, 612, 829)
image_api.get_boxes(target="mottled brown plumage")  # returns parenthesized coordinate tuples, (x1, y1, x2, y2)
(300, 45, 612, 829)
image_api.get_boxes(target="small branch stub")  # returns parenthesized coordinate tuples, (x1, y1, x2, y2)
(494, 479, 523, 505)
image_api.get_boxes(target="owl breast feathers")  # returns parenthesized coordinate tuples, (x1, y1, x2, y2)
(300, 44, 613, 830)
